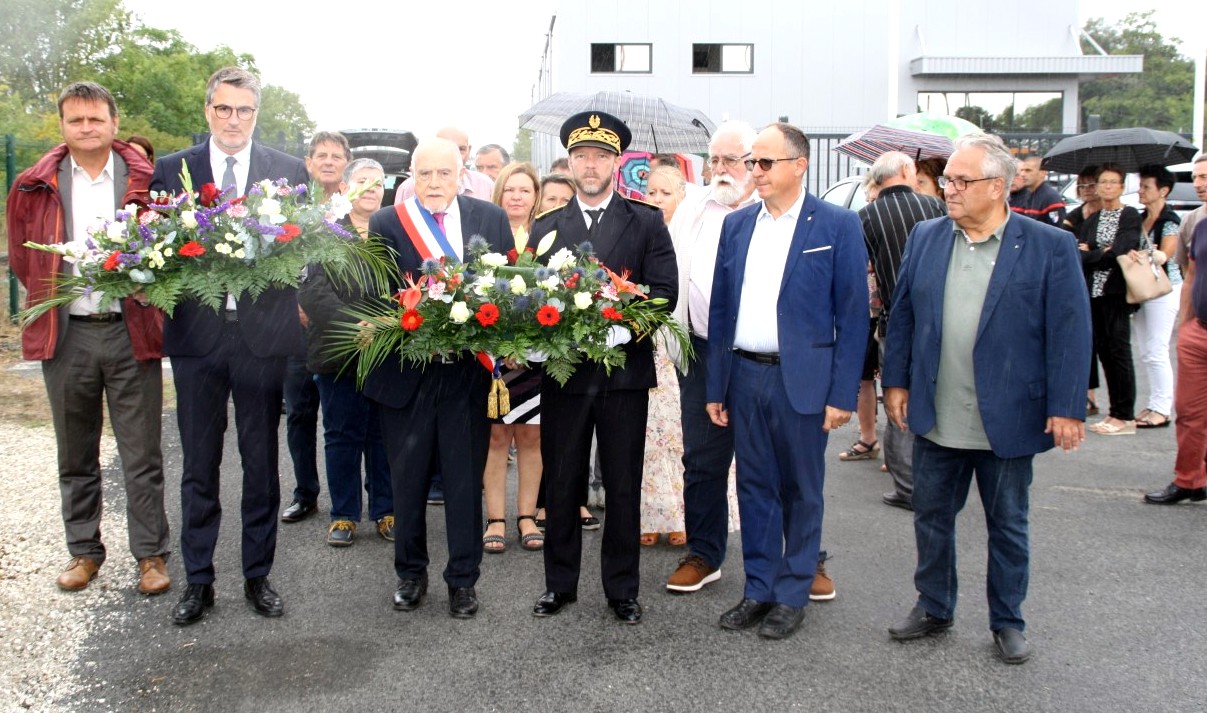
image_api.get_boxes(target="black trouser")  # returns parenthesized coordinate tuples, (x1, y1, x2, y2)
(1091, 294, 1136, 420)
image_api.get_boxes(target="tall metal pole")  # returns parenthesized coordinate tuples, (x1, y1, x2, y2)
(7, 134, 18, 322)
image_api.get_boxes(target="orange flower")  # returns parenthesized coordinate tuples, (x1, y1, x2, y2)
(400, 309, 424, 331)
(102, 251, 122, 271)
(604, 266, 648, 298)
(276, 224, 302, 243)
(601, 306, 623, 321)
(475, 303, 499, 327)
(179, 241, 206, 257)
(395, 276, 423, 311)
(536, 305, 561, 326)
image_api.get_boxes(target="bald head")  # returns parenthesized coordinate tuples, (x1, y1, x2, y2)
(436, 126, 470, 165)
(411, 138, 462, 212)
(868, 151, 916, 189)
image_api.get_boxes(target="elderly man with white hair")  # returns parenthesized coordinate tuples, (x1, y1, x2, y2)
(858, 151, 945, 512)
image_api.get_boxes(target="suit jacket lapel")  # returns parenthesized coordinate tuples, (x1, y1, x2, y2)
(730, 207, 758, 309)
(592, 193, 628, 267)
(57, 157, 74, 242)
(779, 193, 817, 295)
(975, 217, 1024, 342)
(246, 143, 268, 187)
(187, 144, 215, 188)
(112, 152, 129, 209)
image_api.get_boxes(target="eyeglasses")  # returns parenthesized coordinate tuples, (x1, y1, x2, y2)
(1076, 183, 1096, 190)
(210, 104, 256, 121)
(1096, 179, 1123, 186)
(937, 176, 998, 191)
(707, 153, 752, 169)
(746, 156, 800, 171)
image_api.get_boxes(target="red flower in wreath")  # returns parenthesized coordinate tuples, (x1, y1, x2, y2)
(564, 273, 580, 289)
(400, 309, 424, 331)
(475, 303, 500, 327)
(536, 305, 561, 326)
(102, 251, 122, 271)
(199, 182, 223, 207)
(601, 306, 623, 321)
(276, 223, 302, 243)
(179, 241, 206, 257)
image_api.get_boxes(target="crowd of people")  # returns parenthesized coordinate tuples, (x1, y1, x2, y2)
(8, 68, 1205, 664)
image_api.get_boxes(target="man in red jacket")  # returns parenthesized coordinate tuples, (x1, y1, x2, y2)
(6, 81, 170, 596)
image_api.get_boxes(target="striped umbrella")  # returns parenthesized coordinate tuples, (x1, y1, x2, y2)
(519, 91, 716, 154)
(834, 113, 981, 164)
(1040, 128, 1198, 173)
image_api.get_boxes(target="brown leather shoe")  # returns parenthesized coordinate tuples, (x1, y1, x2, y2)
(137, 556, 171, 595)
(56, 557, 100, 591)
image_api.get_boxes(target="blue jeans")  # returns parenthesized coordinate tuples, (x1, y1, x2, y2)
(677, 334, 735, 569)
(284, 356, 320, 503)
(315, 373, 392, 522)
(912, 436, 1034, 632)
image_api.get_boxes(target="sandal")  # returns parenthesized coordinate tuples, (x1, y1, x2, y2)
(1135, 411, 1170, 429)
(667, 531, 687, 547)
(517, 515, 544, 551)
(838, 439, 880, 461)
(640, 532, 660, 547)
(1088, 419, 1136, 436)
(482, 518, 507, 554)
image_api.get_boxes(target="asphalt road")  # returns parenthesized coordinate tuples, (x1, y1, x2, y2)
(65, 374, 1206, 713)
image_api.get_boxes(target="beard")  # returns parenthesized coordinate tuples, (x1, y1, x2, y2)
(711, 174, 749, 206)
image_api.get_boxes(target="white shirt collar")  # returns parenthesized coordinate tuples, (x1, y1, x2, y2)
(69, 151, 115, 181)
(757, 187, 806, 222)
(209, 138, 253, 170)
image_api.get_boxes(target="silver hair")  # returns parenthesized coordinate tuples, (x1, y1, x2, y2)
(952, 133, 1016, 187)
(342, 158, 383, 183)
(868, 151, 914, 185)
(205, 67, 261, 106)
(709, 120, 757, 155)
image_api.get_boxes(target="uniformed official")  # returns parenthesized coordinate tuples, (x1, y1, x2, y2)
(529, 111, 679, 624)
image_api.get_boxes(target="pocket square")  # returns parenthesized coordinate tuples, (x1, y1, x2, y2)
(802, 245, 832, 254)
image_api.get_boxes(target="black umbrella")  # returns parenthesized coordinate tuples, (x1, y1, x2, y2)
(1041, 128, 1198, 173)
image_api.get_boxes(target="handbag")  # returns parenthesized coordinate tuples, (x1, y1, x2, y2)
(1116, 233, 1172, 305)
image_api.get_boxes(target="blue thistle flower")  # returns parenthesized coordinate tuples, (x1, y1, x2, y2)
(514, 295, 531, 310)
(494, 278, 511, 293)
(420, 258, 441, 274)
(530, 289, 547, 303)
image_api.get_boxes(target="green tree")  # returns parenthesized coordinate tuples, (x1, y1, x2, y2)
(954, 105, 996, 132)
(512, 128, 533, 163)
(1080, 11, 1195, 131)
(257, 84, 316, 147)
(997, 98, 1063, 133)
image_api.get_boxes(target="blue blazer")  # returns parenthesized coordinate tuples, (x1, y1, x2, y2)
(360, 195, 511, 409)
(881, 215, 1092, 459)
(150, 140, 310, 358)
(706, 192, 869, 415)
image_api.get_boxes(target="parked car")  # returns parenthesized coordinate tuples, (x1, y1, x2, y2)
(819, 174, 871, 212)
(342, 129, 418, 206)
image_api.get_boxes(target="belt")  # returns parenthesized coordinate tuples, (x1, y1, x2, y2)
(223, 311, 239, 323)
(733, 348, 780, 365)
(68, 313, 122, 323)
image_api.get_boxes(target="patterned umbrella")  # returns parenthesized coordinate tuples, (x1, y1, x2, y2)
(834, 113, 982, 164)
(1041, 128, 1198, 174)
(519, 91, 716, 154)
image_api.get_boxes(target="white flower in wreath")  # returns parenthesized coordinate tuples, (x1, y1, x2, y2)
(510, 275, 527, 294)
(539, 273, 561, 289)
(479, 252, 508, 269)
(448, 301, 471, 324)
(326, 193, 352, 221)
(573, 291, 593, 310)
(258, 179, 276, 195)
(472, 276, 495, 296)
(257, 198, 282, 219)
(180, 211, 198, 229)
(546, 247, 575, 271)
(214, 242, 233, 255)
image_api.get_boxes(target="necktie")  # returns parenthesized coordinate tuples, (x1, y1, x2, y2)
(433, 212, 447, 236)
(585, 208, 604, 235)
(221, 156, 237, 194)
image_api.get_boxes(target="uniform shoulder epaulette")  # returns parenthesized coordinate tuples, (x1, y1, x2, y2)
(626, 195, 660, 211)
(534, 203, 567, 221)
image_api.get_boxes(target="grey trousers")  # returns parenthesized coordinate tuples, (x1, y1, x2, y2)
(42, 319, 169, 565)
(879, 338, 914, 498)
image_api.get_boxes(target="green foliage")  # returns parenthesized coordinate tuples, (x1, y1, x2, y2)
(1080, 11, 1196, 131)
(513, 128, 534, 163)
(258, 85, 317, 145)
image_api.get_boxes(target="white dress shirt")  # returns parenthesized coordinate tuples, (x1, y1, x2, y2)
(579, 191, 615, 230)
(68, 152, 120, 315)
(732, 189, 807, 353)
(208, 138, 252, 197)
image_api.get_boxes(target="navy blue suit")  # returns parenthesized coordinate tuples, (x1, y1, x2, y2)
(150, 140, 308, 584)
(707, 192, 868, 608)
(363, 196, 510, 589)
(881, 214, 1090, 631)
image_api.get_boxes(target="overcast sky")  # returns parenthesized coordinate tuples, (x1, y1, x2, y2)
(118, 0, 1203, 150)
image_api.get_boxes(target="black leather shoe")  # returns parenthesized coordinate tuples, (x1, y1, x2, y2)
(888, 605, 953, 640)
(719, 598, 774, 630)
(171, 583, 215, 626)
(758, 603, 806, 640)
(449, 587, 479, 619)
(881, 491, 914, 511)
(607, 598, 642, 625)
(532, 591, 577, 617)
(1143, 483, 1207, 505)
(244, 577, 284, 617)
(993, 627, 1032, 664)
(281, 499, 317, 523)
(393, 574, 428, 611)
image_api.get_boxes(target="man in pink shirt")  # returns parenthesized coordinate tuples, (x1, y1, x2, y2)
(393, 126, 494, 204)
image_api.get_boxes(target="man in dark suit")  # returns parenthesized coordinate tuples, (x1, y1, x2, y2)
(150, 67, 309, 626)
(529, 111, 678, 625)
(706, 123, 868, 640)
(362, 138, 510, 619)
(882, 133, 1090, 664)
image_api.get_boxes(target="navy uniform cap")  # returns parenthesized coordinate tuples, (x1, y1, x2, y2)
(560, 111, 632, 154)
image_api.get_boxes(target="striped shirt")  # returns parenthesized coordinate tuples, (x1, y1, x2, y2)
(858, 185, 946, 310)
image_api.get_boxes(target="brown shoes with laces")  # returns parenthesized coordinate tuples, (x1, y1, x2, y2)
(56, 557, 100, 591)
(137, 556, 171, 595)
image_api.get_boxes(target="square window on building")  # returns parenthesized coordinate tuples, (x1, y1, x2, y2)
(590, 43, 652, 73)
(692, 44, 753, 74)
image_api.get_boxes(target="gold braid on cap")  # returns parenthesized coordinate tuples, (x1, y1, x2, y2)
(567, 114, 621, 153)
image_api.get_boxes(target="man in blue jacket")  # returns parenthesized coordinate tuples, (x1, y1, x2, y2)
(882, 133, 1090, 664)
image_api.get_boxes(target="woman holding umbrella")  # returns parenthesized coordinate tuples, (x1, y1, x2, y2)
(1078, 164, 1142, 435)
(1131, 166, 1182, 429)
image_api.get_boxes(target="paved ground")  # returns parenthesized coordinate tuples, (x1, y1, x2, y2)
(52, 371, 1206, 713)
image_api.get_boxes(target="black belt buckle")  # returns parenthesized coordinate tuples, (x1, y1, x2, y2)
(734, 348, 780, 365)
(69, 312, 122, 323)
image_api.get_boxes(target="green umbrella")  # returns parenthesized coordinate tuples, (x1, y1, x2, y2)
(885, 113, 982, 140)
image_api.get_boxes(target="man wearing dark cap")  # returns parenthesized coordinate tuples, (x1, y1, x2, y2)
(529, 111, 678, 624)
